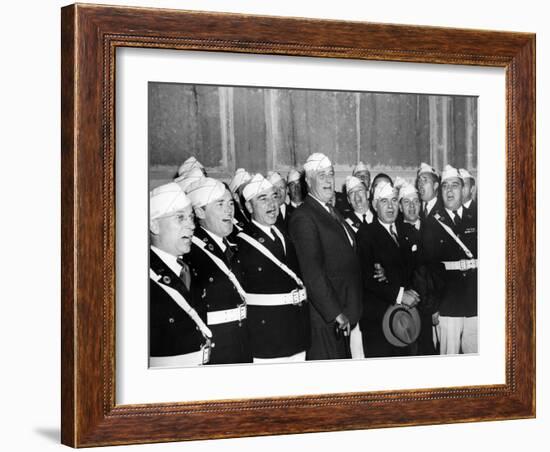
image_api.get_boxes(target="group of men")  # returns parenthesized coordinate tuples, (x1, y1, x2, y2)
(149, 153, 478, 367)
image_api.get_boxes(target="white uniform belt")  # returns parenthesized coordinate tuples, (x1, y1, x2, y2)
(149, 350, 204, 367)
(207, 304, 247, 325)
(442, 259, 478, 271)
(246, 288, 307, 306)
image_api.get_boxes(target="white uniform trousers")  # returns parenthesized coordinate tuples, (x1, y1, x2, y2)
(437, 316, 478, 354)
(349, 323, 365, 359)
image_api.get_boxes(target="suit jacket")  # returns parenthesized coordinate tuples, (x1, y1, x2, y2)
(274, 202, 294, 234)
(235, 222, 310, 358)
(289, 195, 363, 329)
(420, 197, 445, 222)
(356, 220, 416, 329)
(186, 227, 252, 364)
(149, 249, 206, 357)
(420, 208, 477, 317)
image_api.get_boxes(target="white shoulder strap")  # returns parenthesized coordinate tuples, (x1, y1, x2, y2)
(150, 269, 212, 339)
(191, 236, 248, 302)
(237, 232, 304, 288)
(434, 217, 474, 259)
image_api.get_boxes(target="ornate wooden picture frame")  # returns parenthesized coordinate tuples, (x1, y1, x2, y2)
(61, 3, 535, 447)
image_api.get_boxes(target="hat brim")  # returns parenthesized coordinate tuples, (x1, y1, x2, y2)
(382, 304, 421, 347)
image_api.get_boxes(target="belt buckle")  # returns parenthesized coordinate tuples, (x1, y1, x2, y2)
(238, 303, 247, 321)
(459, 259, 467, 271)
(291, 289, 302, 305)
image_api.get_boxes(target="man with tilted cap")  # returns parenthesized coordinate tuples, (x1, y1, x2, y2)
(289, 153, 362, 360)
(420, 165, 478, 355)
(287, 168, 305, 209)
(235, 174, 310, 363)
(343, 176, 374, 233)
(356, 181, 420, 357)
(229, 168, 252, 231)
(267, 171, 290, 232)
(416, 162, 443, 221)
(149, 183, 212, 367)
(186, 178, 252, 364)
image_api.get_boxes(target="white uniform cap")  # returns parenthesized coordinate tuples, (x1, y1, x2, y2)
(393, 176, 407, 190)
(345, 176, 366, 194)
(174, 167, 205, 192)
(177, 156, 204, 177)
(398, 183, 418, 201)
(229, 168, 251, 193)
(373, 181, 397, 201)
(186, 177, 227, 208)
(417, 162, 439, 177)
(287, 168, 301, 184)
(352, 161, 369, 174)
(150, 182, 191, 221)
(303, 153, 332, 174)
(242, 173, 274, 202)
(459, 168, 475, 180)
(266, 171, 284, 186)
(441, 164, 463, 182)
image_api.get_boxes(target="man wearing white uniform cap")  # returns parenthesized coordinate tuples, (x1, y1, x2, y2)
(343, 176, 374, 233)
(352, 161, 371, 190)
(229, 168, 252, 231)
(289, 153, 362, 360)
(186, 178, 252, 364)
(357, 181, 420, 357)
(421, 165, 478, 355)
(235, 174, 310, 362)
(267, 171, 290, 232)
(149, 182, 212, 367)
(287, 168, 304, 209)
(416, 162, 443, 221)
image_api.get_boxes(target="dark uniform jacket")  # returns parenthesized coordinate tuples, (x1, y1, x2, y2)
(343, 210, 373, 233)
(235, 222, 310, 358)
(420, 208, 477, 318)
(289, 194, 363, 360)
(149, 249, 206, 358)
(186, 227, 252, 364)
(420, 197, 445, 222)
(356, 220, 417, 357)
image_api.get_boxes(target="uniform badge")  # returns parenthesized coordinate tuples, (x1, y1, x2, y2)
(208, 243, 215, 251)
(162, 275, 171, 284)
(258, 237, 265, 243)
(411, 244, 418, 252)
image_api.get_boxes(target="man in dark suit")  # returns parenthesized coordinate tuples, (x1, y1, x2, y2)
(343, 175, 374, 233)
(149, 182, 212, 367)
(289, 153, 362, 360)
(421, 165, 478, 354)
(186, 177, 252, 364)
(287, 168, 305, 210)
(417, 162, 444, 221)
(356, 181, 420, 357)
(236, 174, 310, 362)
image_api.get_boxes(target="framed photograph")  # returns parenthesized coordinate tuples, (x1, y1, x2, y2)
(61, 3, 535, 447)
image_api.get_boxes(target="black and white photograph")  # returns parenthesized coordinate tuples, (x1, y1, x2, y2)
(148, 83, 478, 368)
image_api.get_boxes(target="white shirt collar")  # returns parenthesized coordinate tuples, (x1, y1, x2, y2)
(252, 219, 274, 239)
(464, 199, 473, 209)
(201, 227, 226, 251)
(377, 218, 397, 236)
(151, 245, 182, 276)
(280, 203, 287, 218)
(354, 210, 373, 223)
(290, 200, 302, 208)
(425, 197, 438, 214)
(445, 206, 464, 219)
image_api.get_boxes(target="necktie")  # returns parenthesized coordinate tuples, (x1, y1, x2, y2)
(176, 256, 191, 291)
(271, 227, 286, 257)
(423, 203, 428, 218)
(326, 203, 354, 247)
(222, 239, 234, 264)
(452, 210, 462, 229)
(389, 224, 399, 246)
(362, 213, 367, 223)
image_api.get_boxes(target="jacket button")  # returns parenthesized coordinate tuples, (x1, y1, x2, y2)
(261, 319, 266, 325)
(258, 267, 262, 272)
(209, 277, 214, 282)
(168, 318, 175, 323)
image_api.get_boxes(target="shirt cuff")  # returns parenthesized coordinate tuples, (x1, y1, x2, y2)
(396, 287, 404, 304)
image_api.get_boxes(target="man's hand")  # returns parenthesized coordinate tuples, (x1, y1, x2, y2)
(335, 313, 351, 336)
(402, 289, 420, 307)
(373, 263, 387, 283)
(432, 311, 440, 326)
